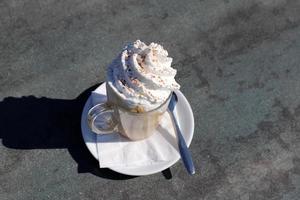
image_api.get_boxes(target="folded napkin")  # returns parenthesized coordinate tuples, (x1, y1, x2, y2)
(91, 86, 179, 168)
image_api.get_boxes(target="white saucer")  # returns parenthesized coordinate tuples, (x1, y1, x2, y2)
(81, 83, 194, 176)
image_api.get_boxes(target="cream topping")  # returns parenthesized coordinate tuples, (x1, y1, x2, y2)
(107, 40, 180, 111)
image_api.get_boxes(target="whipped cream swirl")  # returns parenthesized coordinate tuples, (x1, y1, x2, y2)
(107, 40, 180, 111)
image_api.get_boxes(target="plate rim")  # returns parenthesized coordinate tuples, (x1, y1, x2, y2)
(81, 82, 194, 176)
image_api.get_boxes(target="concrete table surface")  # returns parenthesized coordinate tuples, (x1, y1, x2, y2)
(1, 0, 300, 199)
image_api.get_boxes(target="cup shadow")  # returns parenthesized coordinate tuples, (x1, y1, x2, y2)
(0, 83, 139, 180)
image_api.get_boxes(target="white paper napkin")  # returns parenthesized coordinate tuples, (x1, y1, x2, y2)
(91, 88, 179, 168)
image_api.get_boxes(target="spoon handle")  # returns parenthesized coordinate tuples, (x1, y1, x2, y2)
(171, 112, 195, 175)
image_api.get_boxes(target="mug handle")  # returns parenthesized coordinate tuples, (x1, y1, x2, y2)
(87, 102, 118, 134)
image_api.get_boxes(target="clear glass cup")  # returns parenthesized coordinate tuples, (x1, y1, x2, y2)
(87, 83, 171, 141)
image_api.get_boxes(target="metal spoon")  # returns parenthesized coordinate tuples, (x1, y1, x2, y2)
(168, 92, 195, 175)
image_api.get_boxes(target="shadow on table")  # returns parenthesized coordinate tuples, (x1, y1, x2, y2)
(0, 83, 172, 180)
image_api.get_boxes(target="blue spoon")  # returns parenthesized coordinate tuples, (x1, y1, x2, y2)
(168, 92, 195, 175)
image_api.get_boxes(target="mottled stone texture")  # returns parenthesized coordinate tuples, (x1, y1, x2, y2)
(1, 0, 300, 199)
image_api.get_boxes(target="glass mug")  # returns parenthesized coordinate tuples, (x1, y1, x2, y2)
(87, 83, 171, 141)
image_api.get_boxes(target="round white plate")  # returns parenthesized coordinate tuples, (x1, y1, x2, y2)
(81, 83, 194, 176)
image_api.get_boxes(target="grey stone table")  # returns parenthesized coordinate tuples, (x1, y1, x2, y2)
(1, 0, 300, 199)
